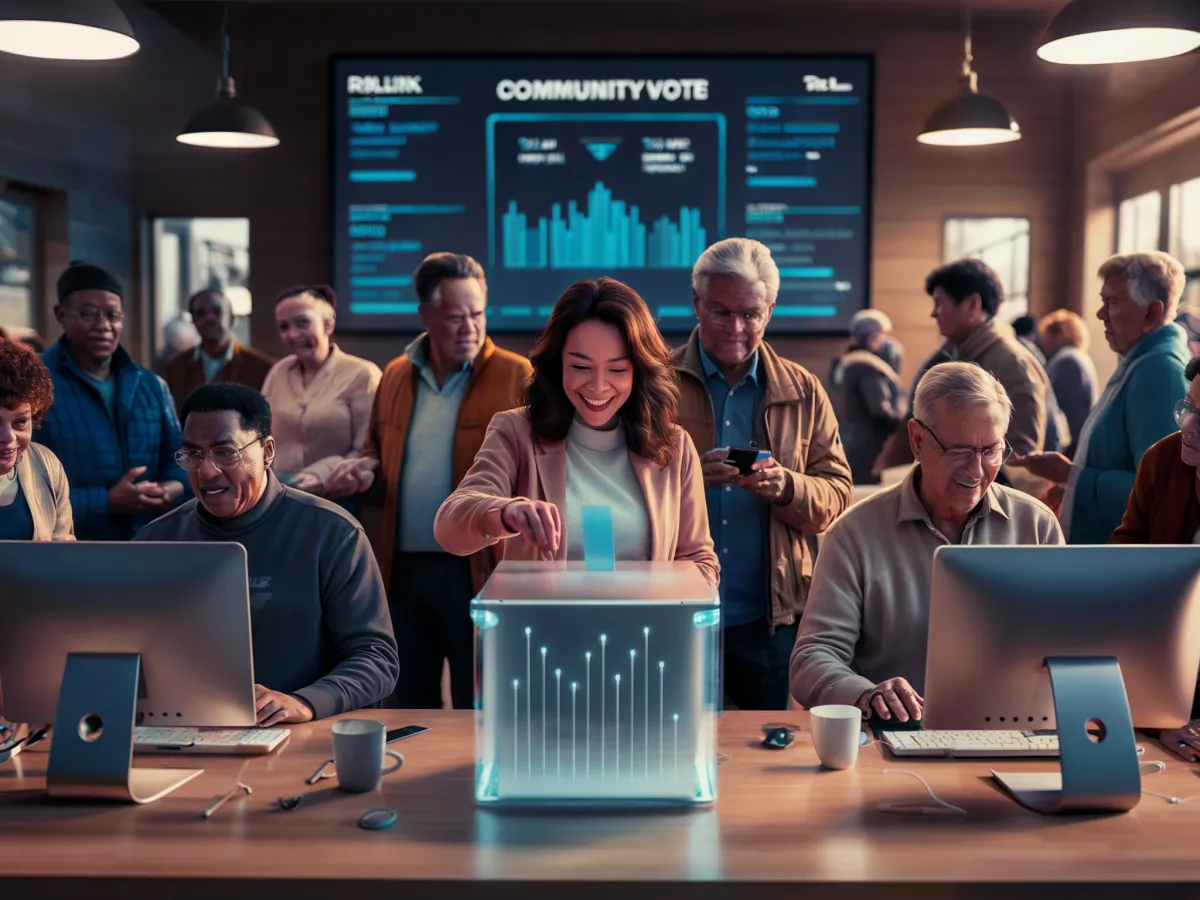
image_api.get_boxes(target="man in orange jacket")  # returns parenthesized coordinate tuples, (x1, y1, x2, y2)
(326, 253, 530, 709)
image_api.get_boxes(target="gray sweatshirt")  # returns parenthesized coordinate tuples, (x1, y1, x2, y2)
(134, 472, 399, 719)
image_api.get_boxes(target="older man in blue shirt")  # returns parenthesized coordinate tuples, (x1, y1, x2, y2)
(697, 341, 768, 630)
(674, 238, 853, 710)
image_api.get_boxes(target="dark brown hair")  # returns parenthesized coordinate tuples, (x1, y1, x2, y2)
(525, 278, 679, 467)
(0, 338, 55, 427)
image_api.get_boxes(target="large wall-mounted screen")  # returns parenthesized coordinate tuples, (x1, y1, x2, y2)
(331, 56, 872, 333)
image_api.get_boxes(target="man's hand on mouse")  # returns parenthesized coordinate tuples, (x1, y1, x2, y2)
(858, 677, 923, 723)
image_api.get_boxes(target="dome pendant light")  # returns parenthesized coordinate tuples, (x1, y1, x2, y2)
(918, 7, 1021, 147)
(0, 0, 139, 60)
(176, 4, 278, 150)
(1038, 0, 1200, 65)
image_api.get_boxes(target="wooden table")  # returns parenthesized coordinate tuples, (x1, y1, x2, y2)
(3, 710, 1200, 899)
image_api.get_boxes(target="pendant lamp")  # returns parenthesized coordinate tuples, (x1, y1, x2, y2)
(918, 8, 1021, 147)
(1038, 0, 1200, 65)
(176, 4, 278, 150)
(0, 0, 139, 60)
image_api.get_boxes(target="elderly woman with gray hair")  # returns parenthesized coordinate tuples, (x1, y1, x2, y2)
(1011, 251, 1191, 543)
(830, 309, 906, 483)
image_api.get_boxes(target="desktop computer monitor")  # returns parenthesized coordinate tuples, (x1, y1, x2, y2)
(0, 541, 256, 727)
(924, 544, 1200, 732)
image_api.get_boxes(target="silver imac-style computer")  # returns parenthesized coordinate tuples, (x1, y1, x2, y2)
(924, 544, 1200, 815)
(0, 541, 256, 803)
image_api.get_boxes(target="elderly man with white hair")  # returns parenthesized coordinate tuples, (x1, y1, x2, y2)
(830, 309, 906, 483)
(673, 237, 852, 710)
(790, 362, 1063, 720)
(1011, 251, 1191, 544)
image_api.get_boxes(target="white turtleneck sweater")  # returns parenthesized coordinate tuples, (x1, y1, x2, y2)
(565, 418, 652, 562)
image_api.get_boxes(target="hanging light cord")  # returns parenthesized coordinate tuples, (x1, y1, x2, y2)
(960, 5, 979, 93)
(221, 2, 230, 80)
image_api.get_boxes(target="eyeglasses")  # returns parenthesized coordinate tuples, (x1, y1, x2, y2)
(1176, 399, 1199, 431)
(175, 436, 264, 471)
(64, 308, 124, 326)
(914, 418, 1013, 467)
(702, 305, 768, 332)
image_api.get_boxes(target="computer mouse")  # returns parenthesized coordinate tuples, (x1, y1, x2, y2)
(762, 727, 794, 749)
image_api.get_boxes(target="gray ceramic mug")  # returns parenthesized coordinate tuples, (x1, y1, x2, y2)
(328, 719, 403, 793)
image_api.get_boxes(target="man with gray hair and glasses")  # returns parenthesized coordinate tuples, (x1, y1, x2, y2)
(1011, 251, 1191, 543)
(674, 237, 852, 710)
(790, 362, 1062, 721)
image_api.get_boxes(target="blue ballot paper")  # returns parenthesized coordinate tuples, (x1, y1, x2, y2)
(581, 505, 616, 572)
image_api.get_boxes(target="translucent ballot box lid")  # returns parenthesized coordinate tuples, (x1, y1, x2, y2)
(474, 560, 717, 606)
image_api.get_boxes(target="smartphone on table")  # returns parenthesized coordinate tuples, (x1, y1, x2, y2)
(723, 446, 771, 476)
(387, 724, 429, 744)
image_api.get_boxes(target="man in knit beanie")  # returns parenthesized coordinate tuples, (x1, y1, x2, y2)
(34, 261, 189, 539)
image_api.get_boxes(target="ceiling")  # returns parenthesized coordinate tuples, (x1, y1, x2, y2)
(145, 0, 1066, 7)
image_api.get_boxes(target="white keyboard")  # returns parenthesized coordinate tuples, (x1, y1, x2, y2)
(881, 729, 1059, 758)
(135, 727, 290, 755)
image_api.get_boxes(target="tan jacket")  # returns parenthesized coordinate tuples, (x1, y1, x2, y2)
(17, 443, 74, 541)
(433, 409, 719, 587)
(673, 329, 852, 626)
(954, 321, 1049, 455)
(364, 337, 531, 592)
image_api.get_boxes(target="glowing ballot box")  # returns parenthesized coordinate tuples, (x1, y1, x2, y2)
(470, 560, 719, 806)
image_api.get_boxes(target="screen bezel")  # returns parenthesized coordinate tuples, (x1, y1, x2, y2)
(328, 53, 876, 336)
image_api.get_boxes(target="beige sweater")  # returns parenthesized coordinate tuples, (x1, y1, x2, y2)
(789, 466, 1063, 709)
(7, 443, 74, 541)
(262, 345, 382, 487)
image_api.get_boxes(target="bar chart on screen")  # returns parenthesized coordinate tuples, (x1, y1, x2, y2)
(487, 113, 726, 277)
(501, 182, 707, 270)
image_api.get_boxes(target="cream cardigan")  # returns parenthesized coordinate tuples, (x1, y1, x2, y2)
(262, 345, 382, 487)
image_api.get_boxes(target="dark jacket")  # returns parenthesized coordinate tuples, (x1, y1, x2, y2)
(37, 340, 189, 540)
(134, 473, 400, 718)
(1109, 432, 1200, 546)
(161, 342, 276, 413)
(830, 347, 905, 484)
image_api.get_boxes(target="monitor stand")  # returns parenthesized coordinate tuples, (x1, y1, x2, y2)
(992, 656, 1141, 814)
(46, 653, 203, 803)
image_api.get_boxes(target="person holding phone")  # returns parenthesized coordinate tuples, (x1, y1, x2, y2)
(674, 238, 852, 711)
(434, 277, 718, 586)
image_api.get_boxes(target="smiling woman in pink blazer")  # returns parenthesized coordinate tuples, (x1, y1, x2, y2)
(434, 278, 718, 586)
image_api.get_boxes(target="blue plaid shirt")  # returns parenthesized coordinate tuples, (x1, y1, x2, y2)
(37, 339, 189, 540)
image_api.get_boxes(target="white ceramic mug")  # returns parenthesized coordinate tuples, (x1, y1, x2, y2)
(809, 704, 863, 770)
(329, 719, 403, 793)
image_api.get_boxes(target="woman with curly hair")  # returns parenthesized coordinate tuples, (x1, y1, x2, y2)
(435, 278, 718, 585)
(0, 338, 73, 540)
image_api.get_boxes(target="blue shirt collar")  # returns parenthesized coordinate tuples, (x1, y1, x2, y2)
(697, 341, 759, 387)
(405, 334, 472, 375)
